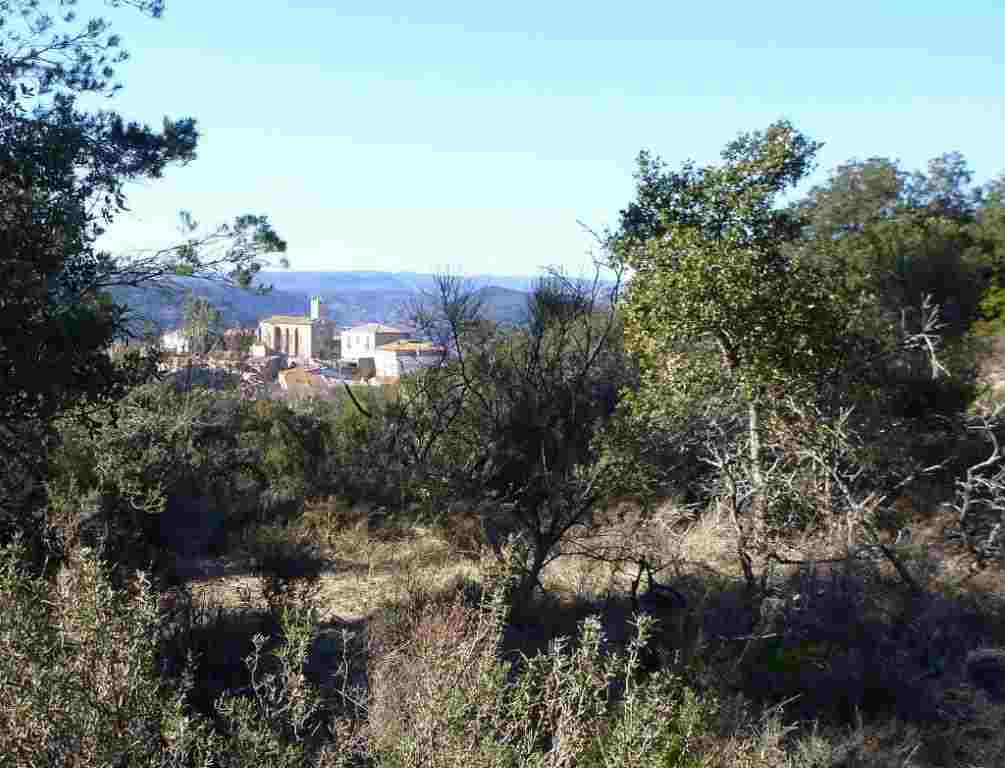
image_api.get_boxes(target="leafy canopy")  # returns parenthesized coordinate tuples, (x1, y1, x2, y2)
(613, 120, 848, 421)
(795, 153, 993, 341)
(0, 1, 287, 534)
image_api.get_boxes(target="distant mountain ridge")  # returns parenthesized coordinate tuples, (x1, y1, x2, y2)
(108, 271, 536, 334)
(251, 271, 544, 295)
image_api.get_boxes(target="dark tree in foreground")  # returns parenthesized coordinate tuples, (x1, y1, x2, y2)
(0, 1, 287, 543)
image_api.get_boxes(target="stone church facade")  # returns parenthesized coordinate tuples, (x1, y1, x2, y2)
(255, 296, 334, 361)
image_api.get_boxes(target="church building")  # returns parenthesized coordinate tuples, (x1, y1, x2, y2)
(255, 296, 334, 361)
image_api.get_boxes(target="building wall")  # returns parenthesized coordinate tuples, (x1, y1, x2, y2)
(258, 322, 313, 359)
(160, 330, 190, 354)
(373, 349, 400, 378)
(374, 349, 445, 379)
(339, 330, 366, 362)
(258, 315, 338, 361)
(341, 328, 412, 362)
(257, 297, 334, 362)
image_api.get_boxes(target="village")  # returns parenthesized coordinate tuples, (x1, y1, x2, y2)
(155, 296, 446, 399)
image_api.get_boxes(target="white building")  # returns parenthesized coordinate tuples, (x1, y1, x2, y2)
(374, 340, 446, 379)
(160, 329, 190, 354)
(340, 323, 411, 363)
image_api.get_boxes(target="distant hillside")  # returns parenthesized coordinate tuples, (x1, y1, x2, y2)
(474, 285, 532, 327)
(252, 271, 543, 295)
(107, 271, 536, 334)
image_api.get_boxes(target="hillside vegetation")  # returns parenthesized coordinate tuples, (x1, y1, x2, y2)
(5, 3, 1005, 767)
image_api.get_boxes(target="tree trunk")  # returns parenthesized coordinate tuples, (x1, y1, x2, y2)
(747, 396, 766, 579)
(748, 398, 763, 488)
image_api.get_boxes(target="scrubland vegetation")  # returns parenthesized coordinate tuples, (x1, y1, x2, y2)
(6, 2, 1005, 766)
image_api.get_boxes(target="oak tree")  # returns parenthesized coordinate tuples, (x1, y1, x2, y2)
(611, 122, 860, 583)
(614, 122, 847, 482)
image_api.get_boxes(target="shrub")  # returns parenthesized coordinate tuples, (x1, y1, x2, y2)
(0, 539, 213, 766)
(733, 556, 1003, 727)
(43, 382, 364, 574)
(214, 604, 329, 766)
(0, 537, 370, 767)
(367, 573, 715, 768)
(47, 384, 270, 568)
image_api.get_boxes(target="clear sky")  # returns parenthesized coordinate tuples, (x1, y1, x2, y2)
(96, 0, 1004, 277)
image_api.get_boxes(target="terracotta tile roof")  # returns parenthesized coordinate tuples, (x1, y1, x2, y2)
(278, 367, 321, 387)
(376, 340, 445, 354)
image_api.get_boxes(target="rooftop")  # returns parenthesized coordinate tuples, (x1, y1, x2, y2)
(376, 340, 446, 354)
(278, 367, 320, 385)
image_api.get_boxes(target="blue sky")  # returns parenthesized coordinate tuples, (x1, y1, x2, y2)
(97, 0, 1004, 277)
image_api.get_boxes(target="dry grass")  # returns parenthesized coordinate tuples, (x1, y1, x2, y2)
(169, 490, 1005, 767)
(539, 497, 742, 602)
(185, 499, 478, 623)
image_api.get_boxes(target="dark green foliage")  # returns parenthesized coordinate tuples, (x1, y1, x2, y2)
(45, 383, 345, 573)
(972, 176, 1005, 335)
(48, 385, 253, 568)
(793, 153, 1002, 421)
(0, 1, 286, 550)
(795, 154, 989, 341)
(614, 122, 863, 415)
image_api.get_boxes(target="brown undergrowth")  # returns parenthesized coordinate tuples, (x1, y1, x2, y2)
(13, 490, 1000, 766)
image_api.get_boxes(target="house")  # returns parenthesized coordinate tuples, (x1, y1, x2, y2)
(374, 340, 446, 379)
(160, 329, 190, 354)
(257, 296, 336, 362)
(340, 323, 411, 363)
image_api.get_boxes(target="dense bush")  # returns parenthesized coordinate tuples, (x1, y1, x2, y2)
(0, 538, 354, 767)
(0, 539, 209, 765)
(242, 522, 329, 614)
(0, 534, 740, 768)
(367, 570, 714, 768)
(43, 382, 360, 572)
